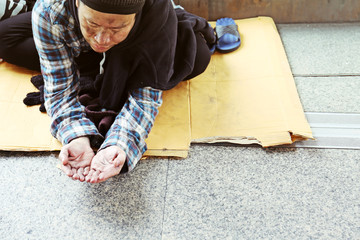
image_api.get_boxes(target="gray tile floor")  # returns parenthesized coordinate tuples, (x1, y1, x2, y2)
(1, 23, 360, 240)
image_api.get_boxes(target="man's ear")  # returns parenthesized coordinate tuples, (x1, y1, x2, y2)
(76, 0, 79, 8)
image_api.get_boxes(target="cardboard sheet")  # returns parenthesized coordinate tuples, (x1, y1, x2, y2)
(191, 17, 313, 146)
(0, 17, 313, 157)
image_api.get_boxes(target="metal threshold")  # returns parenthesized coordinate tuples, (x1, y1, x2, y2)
(291, 112, 360, 149)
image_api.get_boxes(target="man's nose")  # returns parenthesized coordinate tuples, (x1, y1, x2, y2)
(94, 30, 111, 45)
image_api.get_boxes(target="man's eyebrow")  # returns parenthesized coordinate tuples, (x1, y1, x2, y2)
(87, 19, 100, 26)
(110, 22, 130, 29)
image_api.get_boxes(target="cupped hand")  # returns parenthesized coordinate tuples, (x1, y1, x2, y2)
(85, 146, 126, 183)
(59, 137, 95, 179)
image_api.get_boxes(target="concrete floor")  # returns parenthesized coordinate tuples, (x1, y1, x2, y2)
(1, 23, 360, 240)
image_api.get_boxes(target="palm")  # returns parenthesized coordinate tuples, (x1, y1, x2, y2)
(91, 154, 120, 173)
(67, 147, 94, 168)
(86, 146, 126, 183)
(60, 137, 95, 168)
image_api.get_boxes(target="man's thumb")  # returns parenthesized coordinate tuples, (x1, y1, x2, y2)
(59, 147, 69, 165)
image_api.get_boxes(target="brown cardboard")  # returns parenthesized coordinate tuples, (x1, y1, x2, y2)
(0, 17, 313, 156)
(190, 17, 313, 147)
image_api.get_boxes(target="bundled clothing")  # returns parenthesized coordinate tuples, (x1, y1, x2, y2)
(0, 0, 27, 20)
(0, 0, 36, 20)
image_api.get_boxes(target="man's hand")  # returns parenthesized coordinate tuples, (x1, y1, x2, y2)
(85, 146, 126, 183)
(59, 137, 95, 180)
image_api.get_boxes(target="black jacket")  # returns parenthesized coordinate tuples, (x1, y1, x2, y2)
(69, 0, 215, 111)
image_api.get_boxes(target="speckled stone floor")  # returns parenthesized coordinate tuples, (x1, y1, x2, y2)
(1, 23, 359, 240)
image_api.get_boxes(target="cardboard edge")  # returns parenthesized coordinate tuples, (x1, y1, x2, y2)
(191, 136, 261, 145)
(143, 149, 188, 159)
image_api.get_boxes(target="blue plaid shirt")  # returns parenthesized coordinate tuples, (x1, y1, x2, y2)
(32, 0, 163, 172)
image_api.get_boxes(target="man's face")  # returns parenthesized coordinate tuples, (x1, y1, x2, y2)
(77, 0, 136, 53)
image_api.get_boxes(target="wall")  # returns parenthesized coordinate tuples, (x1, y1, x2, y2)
(174, 0, 360, 23)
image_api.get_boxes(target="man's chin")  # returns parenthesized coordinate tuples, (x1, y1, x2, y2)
(91, 45, 111, 53)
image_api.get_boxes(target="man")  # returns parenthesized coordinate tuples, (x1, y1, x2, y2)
(1, 0, 215, 183)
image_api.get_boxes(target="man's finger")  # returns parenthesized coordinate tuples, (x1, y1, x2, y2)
(112, 154, 125, 168)
(79, 175, 85, 182)
(98, 166, 121, 182)
(109, 148, 126, 167)
(59, 146, 69, 165)
(90, 170, 100, 183)
(71, 168, 77, 177)
(77, 168, 84, 176)
(85, 169, 95, 182)
(98, 172, 110, 183)
(61, 164, 73, 177)
(79, 174, 85, 182)
(77, 168, 85, 182)
(83, 167, 90, 176)
(72, 173, 80, 180)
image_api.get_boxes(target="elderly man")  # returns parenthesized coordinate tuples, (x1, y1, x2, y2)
(0, 0, 215, 183)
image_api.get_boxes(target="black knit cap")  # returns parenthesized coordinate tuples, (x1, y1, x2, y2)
(80, 0, 145, 14)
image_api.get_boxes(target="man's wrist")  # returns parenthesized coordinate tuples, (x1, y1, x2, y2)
(67, 137, 93, 150)
(69, 136, 90, 144)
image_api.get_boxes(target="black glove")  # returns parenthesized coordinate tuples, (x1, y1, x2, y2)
(30, 74, 44, 89)
(23, 74, 97, 113)
(23, 75, 46, 113)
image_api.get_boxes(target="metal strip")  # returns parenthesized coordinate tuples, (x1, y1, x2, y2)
(291, 112, 360, 149)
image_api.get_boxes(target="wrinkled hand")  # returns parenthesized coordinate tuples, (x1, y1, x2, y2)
(59, 137, 95, 181)
(85, 146, 126, 183)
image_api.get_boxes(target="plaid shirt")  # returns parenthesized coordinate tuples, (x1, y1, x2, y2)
(32, 0, 163, 172)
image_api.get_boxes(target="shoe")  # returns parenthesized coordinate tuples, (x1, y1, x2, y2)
(215, 18, 241, 53)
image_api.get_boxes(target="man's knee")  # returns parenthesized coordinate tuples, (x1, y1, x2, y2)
(185, 32, 211, 80)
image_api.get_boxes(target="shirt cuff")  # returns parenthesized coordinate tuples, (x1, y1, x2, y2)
(57, 118, 102, 145)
